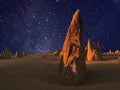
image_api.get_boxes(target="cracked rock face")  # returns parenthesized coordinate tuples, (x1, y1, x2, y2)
(59, 9, 86, 84)
(87, 39, 102, 61)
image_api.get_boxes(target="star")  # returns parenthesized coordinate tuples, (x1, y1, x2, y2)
(44, 36, 47, 40)
(59, 35, 62, 39)
(33, 15, 36, 18)
(0, 19, 4, 23)
(56, 0, 59, 2)
(38, 21, 41, 25)
(93, 18, 96, 22)
(45, 18, 49, 22)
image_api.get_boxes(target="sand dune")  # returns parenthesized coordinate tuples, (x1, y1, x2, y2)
(0, 54, 120, 90)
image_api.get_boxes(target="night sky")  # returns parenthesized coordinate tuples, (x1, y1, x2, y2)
(0, 0, 120, 53)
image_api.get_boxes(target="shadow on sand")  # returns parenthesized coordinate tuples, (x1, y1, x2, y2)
(40, 63, 120, 86)
(85, 64, 120, 86)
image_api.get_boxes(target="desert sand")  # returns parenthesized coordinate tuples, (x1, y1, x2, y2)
(0, 54, 120, 90)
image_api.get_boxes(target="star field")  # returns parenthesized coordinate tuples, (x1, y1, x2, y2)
(0, 0, 120, 53)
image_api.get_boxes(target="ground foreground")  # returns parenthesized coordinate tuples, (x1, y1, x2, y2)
(0, 54, 120, 90)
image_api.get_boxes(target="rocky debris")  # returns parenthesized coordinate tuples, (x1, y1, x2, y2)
(0, 48, 11, 59)
(86, 39, 102, 61)
(59, 9, 86, 84)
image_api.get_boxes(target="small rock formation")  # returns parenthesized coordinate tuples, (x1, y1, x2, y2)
(86, 39, 102, 61)
(108, 50, 113, 54)
(15, 51, 21, 58)
(59, 9, 86, 84)
(115, 50, 120, 54)
(53, 50, 60, 56)
(104, 50, 120, 54)
(2, 48, 11, 59)
(22, 52, 27, 56)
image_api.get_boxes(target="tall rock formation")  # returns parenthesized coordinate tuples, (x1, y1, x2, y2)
(59, 9, 86, 84)
(86, 39, 102, 61)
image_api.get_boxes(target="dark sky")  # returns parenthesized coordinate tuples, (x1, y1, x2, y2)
(0, 0, 120, 53)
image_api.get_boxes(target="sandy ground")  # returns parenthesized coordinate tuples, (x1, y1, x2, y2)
(0, 54, 120, 90)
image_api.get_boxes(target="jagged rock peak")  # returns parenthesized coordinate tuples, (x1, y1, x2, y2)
(71, 9, 80, 25)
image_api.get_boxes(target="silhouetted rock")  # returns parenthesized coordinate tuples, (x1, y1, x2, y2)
(59, 9, 86, 84)
(86, 39, 102, 61)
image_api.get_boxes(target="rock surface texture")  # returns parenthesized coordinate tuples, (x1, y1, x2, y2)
(87, 39, 102, 61)
(59, 9, 86, 84)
